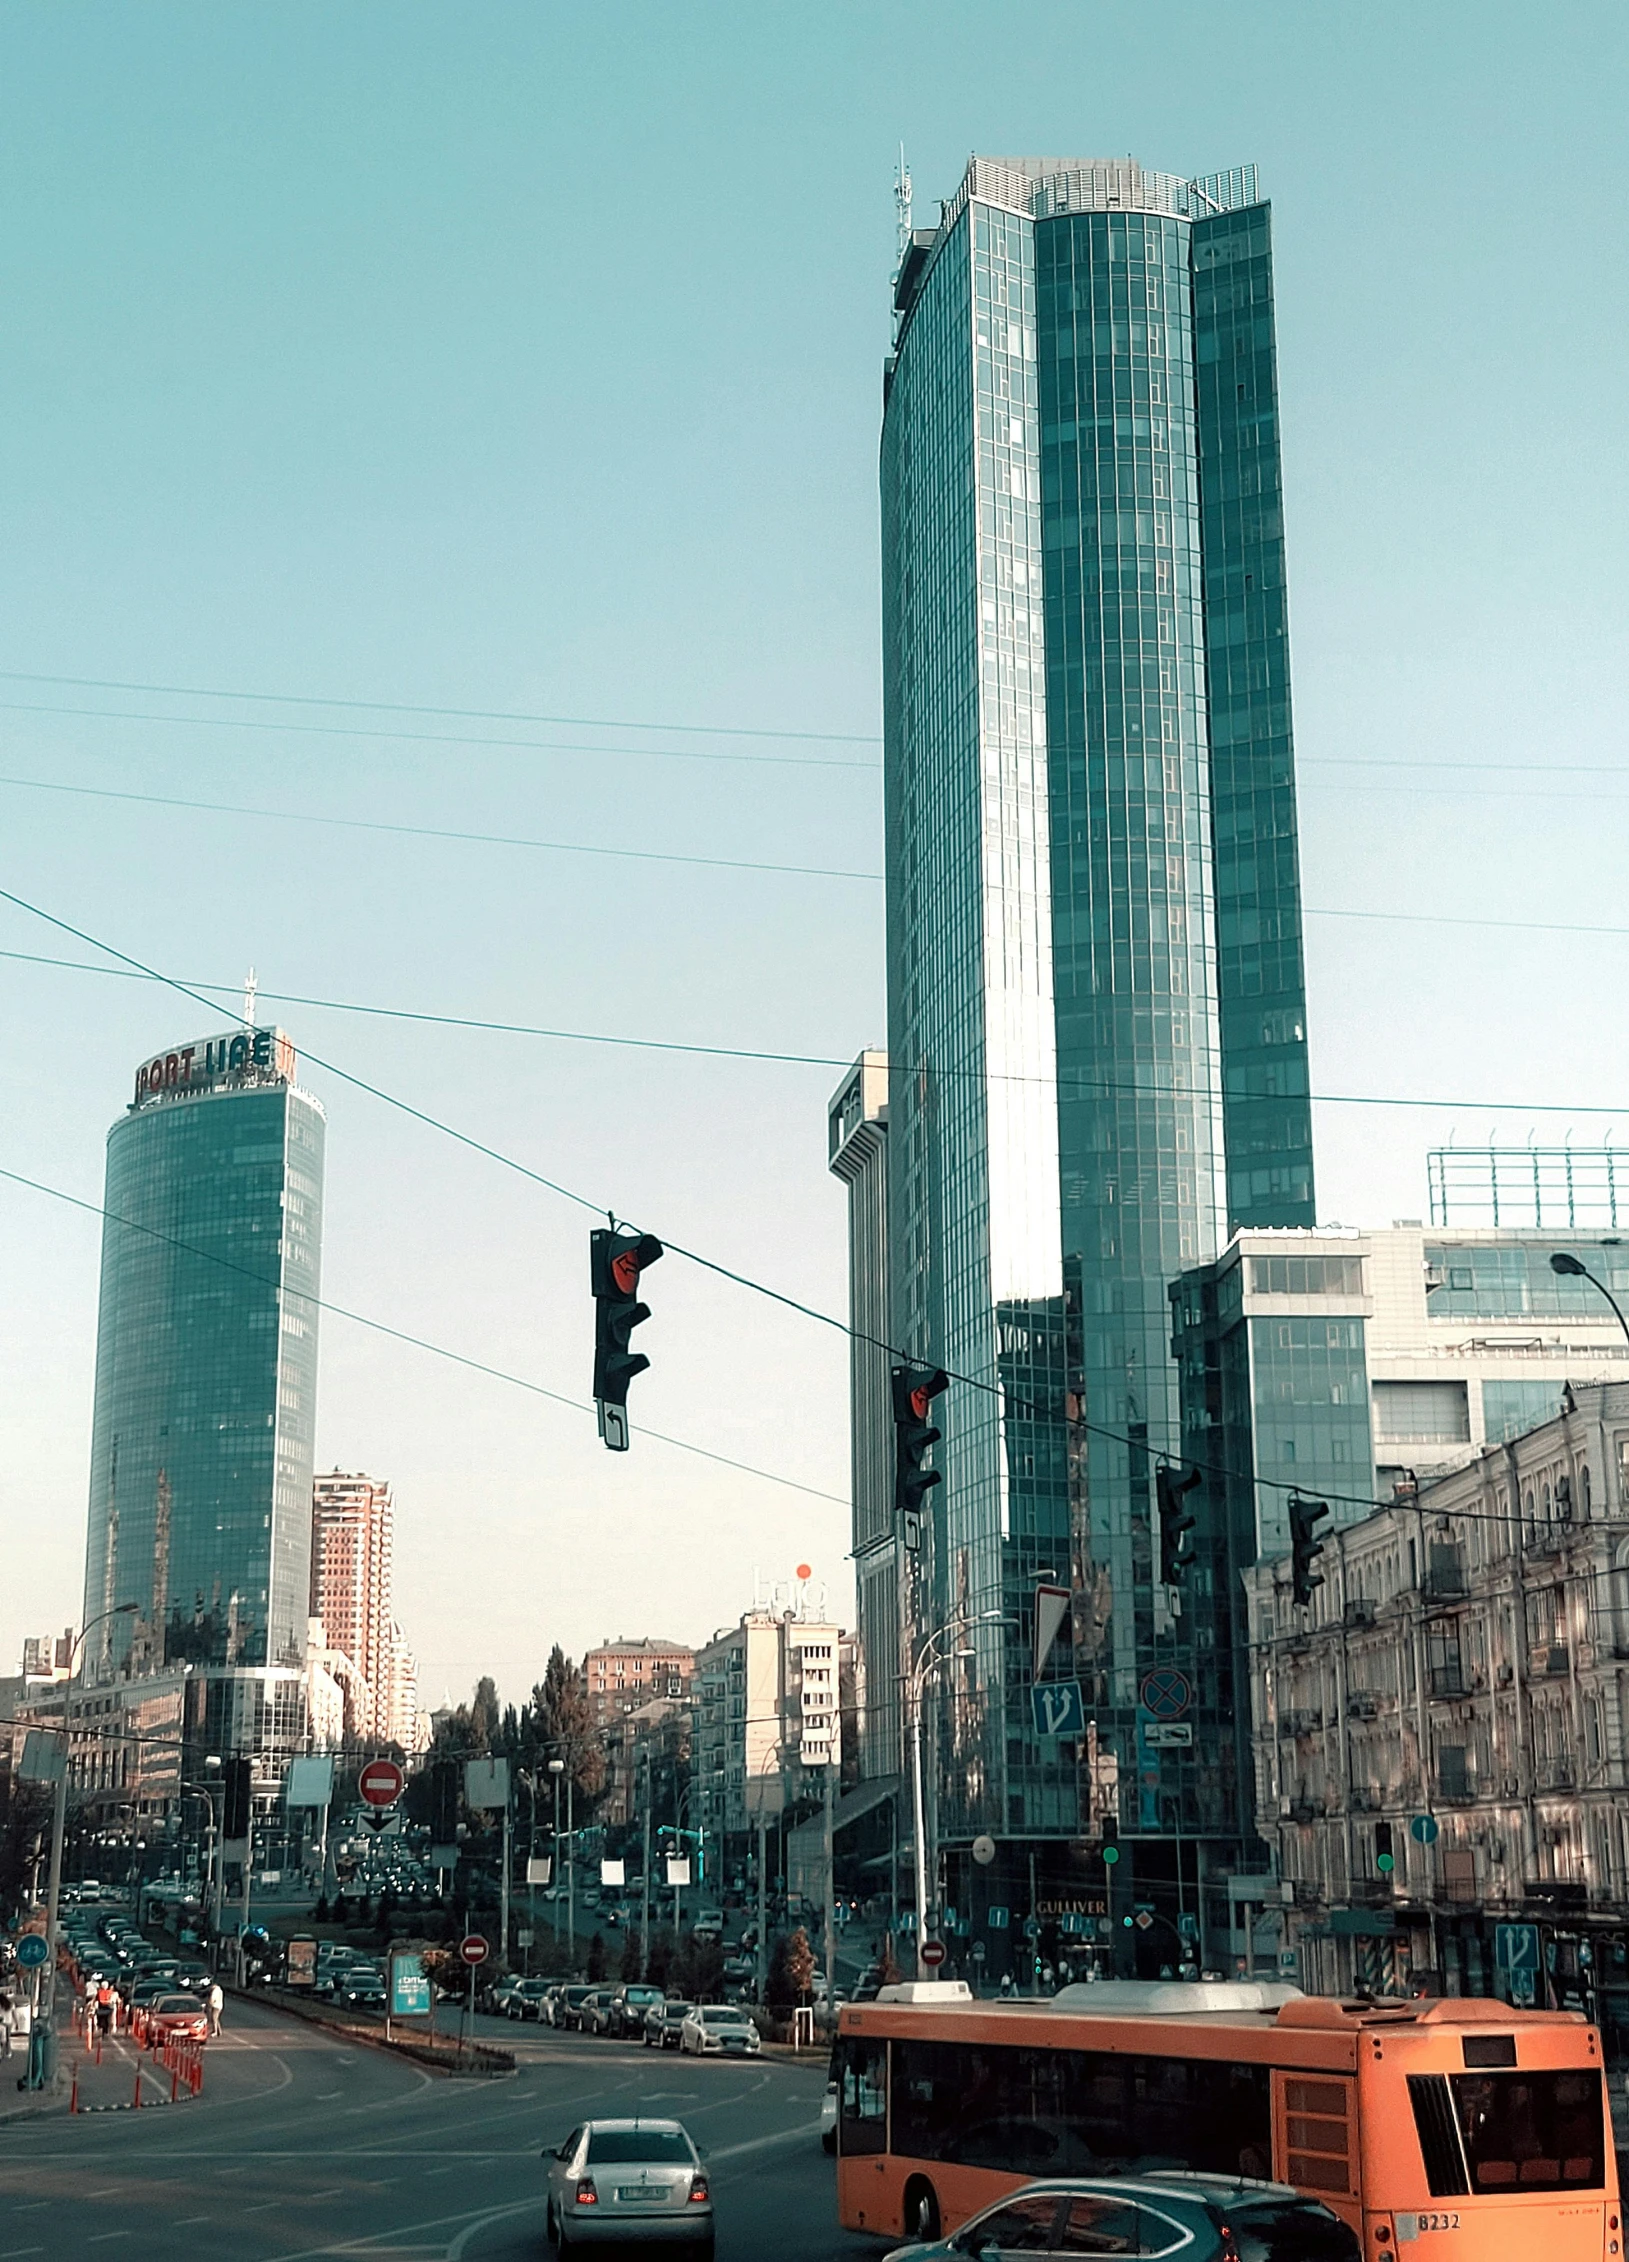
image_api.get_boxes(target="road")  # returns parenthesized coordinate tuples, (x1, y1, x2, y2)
(0, 1997, 882, 2262)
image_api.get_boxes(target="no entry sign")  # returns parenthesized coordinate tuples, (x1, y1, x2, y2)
(919, 1939, 947, 1969)
(459, 1934, 489, 1967)
(358, 1759, 404, 1809)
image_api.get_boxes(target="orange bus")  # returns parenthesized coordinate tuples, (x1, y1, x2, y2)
(834, 1979, 1619, 2255)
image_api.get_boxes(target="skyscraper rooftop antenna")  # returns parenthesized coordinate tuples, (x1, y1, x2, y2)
(242, 966, 258, 1027)
(893, 143, 912, 276)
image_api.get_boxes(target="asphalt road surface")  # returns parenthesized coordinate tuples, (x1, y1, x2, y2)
(0, 1998, 883, 2262)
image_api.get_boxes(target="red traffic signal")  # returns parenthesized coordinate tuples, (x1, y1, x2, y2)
(592, 1228, 664, 1450)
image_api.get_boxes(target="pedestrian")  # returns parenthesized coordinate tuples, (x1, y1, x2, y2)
(96, 1981, 114, 2040)
(0, 1991, 10, 2060)
(207, 1979, 224, 2037)
(10, 1992, 31, 2085)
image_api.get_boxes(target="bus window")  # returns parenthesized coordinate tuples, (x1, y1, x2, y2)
(888, 2038, 1271, 2180)
(1450, 2068, 1605, 2193)
(838, 2035, 887, 2156)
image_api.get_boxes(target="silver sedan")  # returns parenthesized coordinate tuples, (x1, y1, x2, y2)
(545, 2118, 713, 2256)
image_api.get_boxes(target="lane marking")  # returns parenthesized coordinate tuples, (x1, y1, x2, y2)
(710, 2120, 826, 2162)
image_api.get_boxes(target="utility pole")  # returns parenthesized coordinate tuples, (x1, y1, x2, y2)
(823, 1762, 836, 2012)
(640, 1745, 653, 1975)
(566, 1773, 575, 1961)
(500, 1792, 511, 1968)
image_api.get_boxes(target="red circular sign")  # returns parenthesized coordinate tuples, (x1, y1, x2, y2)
(919, 1939, 947, 1968)
(459, 1934, 489, 1967)
(358, 1759, 404, 1809)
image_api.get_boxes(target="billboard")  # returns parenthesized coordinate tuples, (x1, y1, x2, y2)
(133, 1026, 296, 1107)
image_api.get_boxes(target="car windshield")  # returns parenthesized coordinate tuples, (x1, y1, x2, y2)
(155, 1997, 197, 2014)
(664, 2003, 692, 2017)
(701, 2008, 748, 2025)
(586, 2129, 694, 2165)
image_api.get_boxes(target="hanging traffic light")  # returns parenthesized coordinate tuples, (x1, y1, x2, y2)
(1289, 1492, 1330, 1607)
(591, 1227, 664, 1451)
(430, 1757, 460, 1846)
(1156, 1463, 1201, 1586)
(892, 1364, 949, 1547)
(1101, 1814, 1121, 1868)
(1374, 1820, 1395, 1877)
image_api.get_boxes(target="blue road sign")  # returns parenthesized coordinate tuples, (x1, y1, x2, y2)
(14, 1933, 49, 1969)
(1140, 1670, 1191, 1721)
(1496, 1922, 1540, 1974)
(987, 1906, 1009, 1930)
(1031, 1680, 1086, 1737)
(1410, 1814, 1440, 1846)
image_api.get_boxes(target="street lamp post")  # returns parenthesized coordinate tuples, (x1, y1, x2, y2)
(1551, 1251, 1629, 1350)
(906, 1612, 1003, 1966)
(546, 1758, 567, 1965)
(37, 1600, 139, 2084)
(750, 1742, 784, 2002)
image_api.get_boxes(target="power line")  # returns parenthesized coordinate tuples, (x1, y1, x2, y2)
(0, 1162, 848, 1510)
(3, 887, 1623, 1533)
(0, 667, 882, 746)
(0, 698, 878, 773)
(6, 937, 1629, 1119)
(0, 774, 877, 884)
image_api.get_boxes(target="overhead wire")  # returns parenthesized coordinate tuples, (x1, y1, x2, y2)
(0, 1162, 847, 1510)
(5, 936, 1629, 1118)
(0, 667, 882, 745)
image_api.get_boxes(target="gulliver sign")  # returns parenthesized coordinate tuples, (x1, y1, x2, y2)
(134, 1027, 296, 1106)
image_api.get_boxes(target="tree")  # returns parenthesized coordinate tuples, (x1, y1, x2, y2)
(677, 1934, 724, 2002)
(586, 1931, 607, 1981)
(618, 1930, 643, 1982)
(525, 1647, 605, 1802)
(645, 1928, 675, 1990)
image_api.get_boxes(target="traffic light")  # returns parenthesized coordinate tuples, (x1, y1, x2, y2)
(1101, 1814, 1121, 1868)
(222, 1756, 253, 1842)
(1156, 1462, 1201, 1586)
(591, 1227, 664, 1451)
(892, 1364, 949, 1542)
(431, 1758, 460, 1846)
(1289, 1492, 1330, 1607)
(1374, 1820, 1395, 1877)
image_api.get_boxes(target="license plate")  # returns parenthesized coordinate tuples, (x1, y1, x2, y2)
(617, 2187, 655, 2203)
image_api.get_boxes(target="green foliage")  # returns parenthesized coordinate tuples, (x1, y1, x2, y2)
(586, 1931, 607, 1981)
(645, 1927, 675, 1990)
(618, 1930, 643, 1982)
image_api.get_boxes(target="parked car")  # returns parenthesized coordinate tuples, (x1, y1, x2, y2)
(508, 1980, 554, 2021)
(880, 2176, 1363, 2262)
(545, 2117, 711, 2258)
(606, 1983, 664, 2038)
(552, 1984, 596, 2031)
(584, 1990, 618, 2036)
(679, 2005, 761, 2058)
(691, 1909, 724, 1940)
(642, 1999, 693, 2050)
(147, 1993, 211, 2045)
(489, 1977, 528, 2017)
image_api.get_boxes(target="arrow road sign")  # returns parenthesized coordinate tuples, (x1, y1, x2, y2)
(1030, 1681, 1086, 1738)
(459, 1933, 490, 1966)
(1410, 1814, 1440, 1846)
(358, 1758, 404, 1809)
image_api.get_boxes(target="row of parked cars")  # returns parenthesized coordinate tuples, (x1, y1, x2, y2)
(490, 1977, 762, 2056)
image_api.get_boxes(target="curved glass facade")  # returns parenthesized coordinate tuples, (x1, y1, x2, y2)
(882, 157, 1315, 1943)
(83, 1035, 324, 1675)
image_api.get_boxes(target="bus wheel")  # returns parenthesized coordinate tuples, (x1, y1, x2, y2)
(903, 2179, 940, 2241)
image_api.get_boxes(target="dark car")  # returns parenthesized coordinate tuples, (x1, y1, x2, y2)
(643, 1998, 693, 2050)
(606, 1982, 664, 2038)
(882, 2174, 1362, 2261)
(556, 1985, 599, 2033)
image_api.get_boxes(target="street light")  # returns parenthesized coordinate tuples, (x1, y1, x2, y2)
(906, 1611, 1004, 1963)
(546, 1758, 569, 1962)
(1550, 1250, 1629, 1351)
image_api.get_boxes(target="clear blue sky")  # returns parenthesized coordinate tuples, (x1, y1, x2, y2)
(2, 2, 1624, 1709)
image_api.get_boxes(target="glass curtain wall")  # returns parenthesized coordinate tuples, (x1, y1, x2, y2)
(84, 1078, 324, 1675)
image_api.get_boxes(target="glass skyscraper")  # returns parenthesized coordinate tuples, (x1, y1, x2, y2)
(882, 157, 1313, 1962)
(83, 1025, 324, 1678)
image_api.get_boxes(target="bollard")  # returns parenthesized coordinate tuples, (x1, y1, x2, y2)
(171, 2056, 179, 2104)
(70, 2066, 78, 2114)
(132, 2060, 142, 2109)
